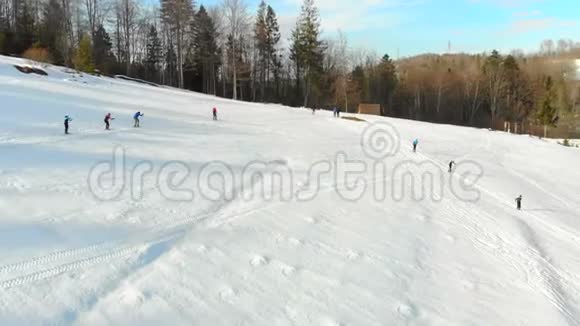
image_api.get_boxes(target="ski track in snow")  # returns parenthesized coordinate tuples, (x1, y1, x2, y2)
(412, 144, 580, 324)
(0, 170, 267, 291)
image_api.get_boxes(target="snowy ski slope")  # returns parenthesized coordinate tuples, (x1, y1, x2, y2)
(1, 55, 580, 325)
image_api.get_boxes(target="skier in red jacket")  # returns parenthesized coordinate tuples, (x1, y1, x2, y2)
(212, 107, 218, 121)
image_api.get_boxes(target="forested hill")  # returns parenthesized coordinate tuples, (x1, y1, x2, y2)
(1, 0, 578, 131)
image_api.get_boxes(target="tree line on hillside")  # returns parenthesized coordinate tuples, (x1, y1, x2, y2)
(390, 50, 577, 132)
(1, 0, 578, 132)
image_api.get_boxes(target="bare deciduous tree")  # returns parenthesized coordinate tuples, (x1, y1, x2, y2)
(221, 0, 248, 100)
(161, 0, 194, 88)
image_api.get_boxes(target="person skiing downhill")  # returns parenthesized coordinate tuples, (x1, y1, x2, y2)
(333, 107, 340, 118)
(104, 113, 114, 130)
(515, 195, 523, 210)
(133, 111, 144, 127)
(64, 115, 72, 134)
(212, 107, 218, 121)
(412, 139, 419, 152)
(448, 160, 456, 172)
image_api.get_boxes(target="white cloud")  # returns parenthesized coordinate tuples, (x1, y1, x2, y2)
(506, 17, 577, 34)
(468, 0, 543, 7)
(513, 9, 542, 17)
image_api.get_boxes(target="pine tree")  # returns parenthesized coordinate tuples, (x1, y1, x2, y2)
(502, 55, 533, 122)
(39, 0, 64, 64)
(93, 25, 115, 74)
(160, 0, 195, 89)
(14, 0, 35, 53)
(371, 54, 398, 115)
(264, 4, 281, 100)
(537, 76, 559, 138)
(291, 0, 324, 107)
(289, 21, 303, 105)
(192, 5, 220, 94)
(145, 25, 162, 81)
(254, 1, 267, 101)
(165, 41, 178, 86)
(0, 32, 6, 54)
(73, 34, 94, 72)
(351, 65, 368, 103)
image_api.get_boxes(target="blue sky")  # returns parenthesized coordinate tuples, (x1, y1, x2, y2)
(196, 0, 580, 57)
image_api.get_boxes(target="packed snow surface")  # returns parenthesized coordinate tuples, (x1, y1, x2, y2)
(1, 56, 580, 325)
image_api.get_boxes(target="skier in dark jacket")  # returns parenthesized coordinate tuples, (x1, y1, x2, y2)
(212, 107, 218, 121)
(64, 115, 72, 134)
(104, 113, 114, 130)
(515, 195, 523, 210)
(133, 111, 144, 127)
(448, 160, 456, 172)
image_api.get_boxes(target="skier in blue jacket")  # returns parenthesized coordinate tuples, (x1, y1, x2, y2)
(413, 139, 419, 152)
(64, 115, 72, 134)
(133, 111, 144, 127)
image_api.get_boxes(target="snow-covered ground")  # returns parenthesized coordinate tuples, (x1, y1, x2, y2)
(1, 56, 580, 326)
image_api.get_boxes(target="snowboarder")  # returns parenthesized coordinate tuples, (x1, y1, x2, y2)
(448, 160, 456, 172)
(515, 195, 522, 210)
(64, 115, 72, 134)
(212, 107, 218, 121)
(412, 139, 419, 152)
(104, 113, 114, 130)
(133, 111, 144, 127)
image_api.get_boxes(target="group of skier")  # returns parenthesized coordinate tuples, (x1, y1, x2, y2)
(307, 106, 340, 117)
(411, 138, 523, 210)
(333, 107, 340, 118)
(64, 105, 524, 210)
(64, 107, 220, 134)
(64, 112, 137, 134)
